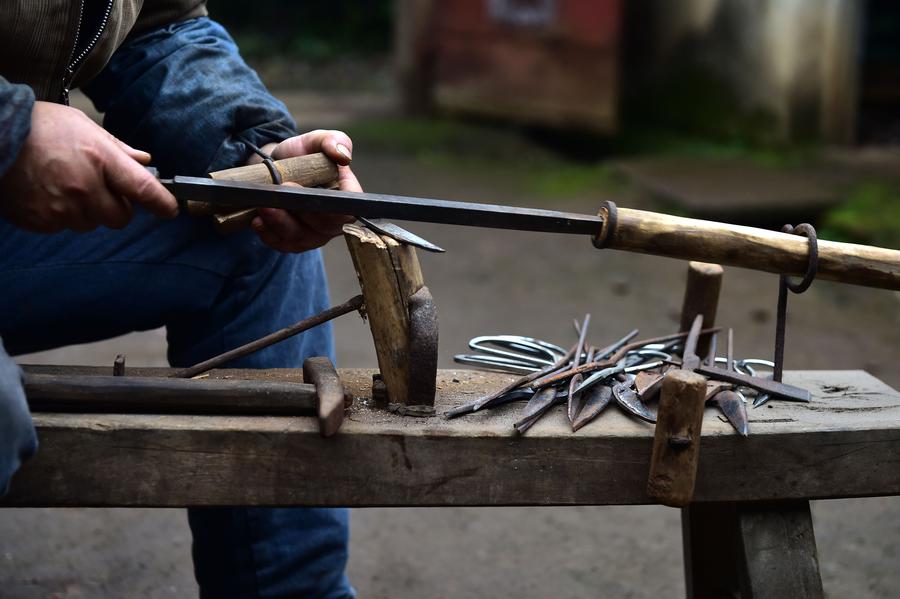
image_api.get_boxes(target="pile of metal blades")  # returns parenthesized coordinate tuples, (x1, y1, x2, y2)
(449, 317, 811, 436)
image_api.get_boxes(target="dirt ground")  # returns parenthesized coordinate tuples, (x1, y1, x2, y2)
(1, 95, 899, 598)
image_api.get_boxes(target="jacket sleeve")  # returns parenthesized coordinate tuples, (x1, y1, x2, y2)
(0, 77, 36, 179)
(82, 17, 298, 177)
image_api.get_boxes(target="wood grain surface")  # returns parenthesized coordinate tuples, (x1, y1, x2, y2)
(4, 366, 899, 507)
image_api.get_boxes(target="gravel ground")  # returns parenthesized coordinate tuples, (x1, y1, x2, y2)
(1, 99, 899, 598)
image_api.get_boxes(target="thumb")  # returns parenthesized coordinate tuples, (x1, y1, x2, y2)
(103, 143, 178, 219)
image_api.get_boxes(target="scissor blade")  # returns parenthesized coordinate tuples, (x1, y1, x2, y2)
(163, 176, 603, 236)
(357, 217, 445, 253)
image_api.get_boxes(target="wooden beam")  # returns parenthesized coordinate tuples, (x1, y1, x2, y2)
(3, 367, 899, 507)
(736, 501, 825, 598)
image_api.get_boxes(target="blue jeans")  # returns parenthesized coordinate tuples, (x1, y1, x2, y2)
(0, 211, 354, 598)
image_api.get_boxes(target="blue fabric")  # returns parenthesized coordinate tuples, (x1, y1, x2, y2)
(83, 17, 299, 177)
(0, 16, 354, 599)
(0, 339, 37, 494)
(0, 76, 35, 178)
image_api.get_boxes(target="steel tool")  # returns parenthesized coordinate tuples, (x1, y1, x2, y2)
(156, 168, 900, 290)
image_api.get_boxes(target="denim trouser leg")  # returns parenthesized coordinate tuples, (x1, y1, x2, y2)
(0, 211, 353, 599)
(0, 338, 37, 494)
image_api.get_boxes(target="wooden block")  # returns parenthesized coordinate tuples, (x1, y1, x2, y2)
(344, 224, 435, 406)
(647, 370, 708, 507)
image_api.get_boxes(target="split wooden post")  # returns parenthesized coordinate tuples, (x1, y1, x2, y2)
(344, 223, 437, 407)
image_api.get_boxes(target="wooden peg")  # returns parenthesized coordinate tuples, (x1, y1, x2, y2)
(647, 369, 708, 507)
(679, 261, 724, 359)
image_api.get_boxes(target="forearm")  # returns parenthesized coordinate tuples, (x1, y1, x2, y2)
(0, 77, 36, 179)
(83, 17, 298, 177)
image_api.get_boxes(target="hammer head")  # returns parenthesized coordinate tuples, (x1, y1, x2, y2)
(302, 357, 351, 436)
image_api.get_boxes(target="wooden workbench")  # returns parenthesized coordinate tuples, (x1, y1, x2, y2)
(4, 366, 899, 507)
(5, 365, 899, 598)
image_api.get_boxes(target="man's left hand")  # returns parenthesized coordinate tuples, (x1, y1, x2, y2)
(250, 129, 360, 253)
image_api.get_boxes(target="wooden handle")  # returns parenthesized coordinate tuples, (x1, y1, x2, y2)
(209, 152, 339, 186)
(203, 153, 340, 233)
(600, 206, 900, 290)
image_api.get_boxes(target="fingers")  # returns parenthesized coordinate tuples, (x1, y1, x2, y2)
(114, 138, 152, 165)
(336, 165, 363, 192)
(272, 129, 354, 166)
(252, 208, 339, 253)
(103, 143, 179, 219)
(84, 188, 134, 230)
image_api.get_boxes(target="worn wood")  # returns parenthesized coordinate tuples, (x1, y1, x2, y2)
(604, 207, 900, 290)
(24, 372, 317, 415)
(303, 357, 349, 437)
(4, 367, 900, 507)
(678, 261, 723, 358)
(209, 153, 339, 187)
(344, 223, 428, 406)
(647, 370, 709, 507)
(737, 501, 825, 598)
(207, 153, 339, 233)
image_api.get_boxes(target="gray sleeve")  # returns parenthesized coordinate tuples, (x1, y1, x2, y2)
(0, 76, 36, 179)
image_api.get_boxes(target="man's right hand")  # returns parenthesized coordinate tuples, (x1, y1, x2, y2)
(0, 101, 178, 233)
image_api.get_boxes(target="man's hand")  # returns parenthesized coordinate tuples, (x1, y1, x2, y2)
(0, 101, 178, 233)
(250, 129, 360, 253)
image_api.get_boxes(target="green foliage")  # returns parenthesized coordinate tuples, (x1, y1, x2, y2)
(210, 1, 393, 61)
(820, 182, 900, 248)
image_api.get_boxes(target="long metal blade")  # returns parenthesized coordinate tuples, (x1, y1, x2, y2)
(357, 217, 445, 253)
(163, 176, 603, 236)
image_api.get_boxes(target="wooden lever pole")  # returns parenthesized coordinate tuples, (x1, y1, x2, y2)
(597, 206, 899, 290)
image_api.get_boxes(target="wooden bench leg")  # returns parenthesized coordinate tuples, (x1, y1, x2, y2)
(683, 501, 825, 599)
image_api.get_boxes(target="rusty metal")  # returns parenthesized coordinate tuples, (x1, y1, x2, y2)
(173, 295, 364, 379)
(407, 285, 439, 407)
(571, 383, 614, 431)
(612, 378, 657, 423)
(566, 315, 591, 424)
(531, 327, 722, 390)
(707, 329, 749, 436)
(513, 387, 559, 434)
(113, 354, 125, 377)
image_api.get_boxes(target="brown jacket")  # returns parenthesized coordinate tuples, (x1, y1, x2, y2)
(0, 0, 207, 102)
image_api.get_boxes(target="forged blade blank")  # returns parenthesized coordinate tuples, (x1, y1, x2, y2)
(514, 387, 561, 434)
(572, 384, 614, 432)
(712, 389, 749, 437)
(357, 217, 445, 253)
(613, 384, 657, 423)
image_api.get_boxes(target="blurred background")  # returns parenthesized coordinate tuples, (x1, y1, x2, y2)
(3, 1, 900, 597)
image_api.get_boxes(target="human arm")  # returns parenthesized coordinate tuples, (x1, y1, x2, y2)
(0, 77, 176, 232)
(83, 17, 360, 252)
